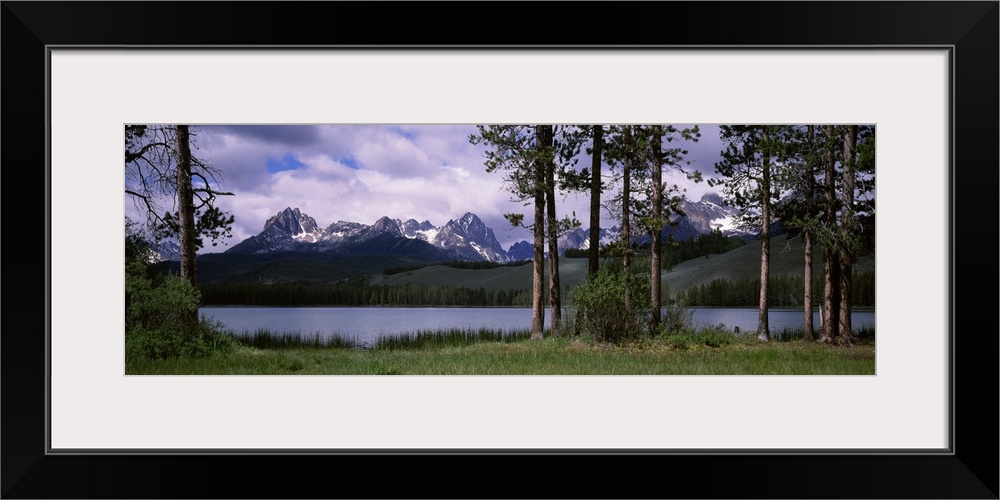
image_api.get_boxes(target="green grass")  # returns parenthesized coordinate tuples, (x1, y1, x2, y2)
(126, 327, 876, 375)
(224, 327, 530, 350)
(228, 329, 360, 349)
(770, 325, 875, 342)
(373, 328, 532, 350)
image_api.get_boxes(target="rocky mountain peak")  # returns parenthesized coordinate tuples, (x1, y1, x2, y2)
(263, 207, 319, 237)
(700, 192, 725, 206)
(369, 216, 403, 237)
(433, 213, 507, 262)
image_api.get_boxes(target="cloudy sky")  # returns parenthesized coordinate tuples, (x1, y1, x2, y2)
(126, 125, 726, 253)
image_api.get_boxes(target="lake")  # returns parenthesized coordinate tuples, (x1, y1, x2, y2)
(200, 306, 875, 346)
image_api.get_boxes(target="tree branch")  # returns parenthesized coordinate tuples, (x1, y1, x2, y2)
(124, 141, 171, 164)
(192, 188, 235, 196)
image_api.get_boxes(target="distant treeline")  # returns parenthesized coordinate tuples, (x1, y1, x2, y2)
(199, 280, 530, 307)
(657, 231, 747, 269)
(564, 230, 746, 269)
(383, 259, 532, 276)
(675, 271, 875, 308)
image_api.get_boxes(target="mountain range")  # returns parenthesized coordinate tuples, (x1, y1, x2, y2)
(155, 193, 762, 265)
(225, 209, 511, 262)
(552, 192, 762, 256)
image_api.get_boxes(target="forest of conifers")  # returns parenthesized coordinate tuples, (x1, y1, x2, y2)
(197, 270, 875, 308)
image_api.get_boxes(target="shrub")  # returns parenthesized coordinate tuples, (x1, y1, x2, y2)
(125, 219, 235, 361)
(125, 264, 200, 331)
(662, 326, 735, 350)
(663, 333, 691, 350)
(125, 267, 237, 360)
(570, 264, 650, 344)
(125, 318, 237, 361)
(660, 294, 694, 335)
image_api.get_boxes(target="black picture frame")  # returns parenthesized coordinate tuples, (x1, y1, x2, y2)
(3, 2, 997, 498)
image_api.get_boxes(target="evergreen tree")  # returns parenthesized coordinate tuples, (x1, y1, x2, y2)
(602, 124, 700, 335)
(649, 125, 664, 332)
(602, 125, 641, 313)
(588, 125, 604, 277)
(801, 125, 818, 340)
(773, 125, 820, 340)
(470, 125, 549, 339)
(839, 125, 859, 341)
(710, 125, 788, 341)
(540, 126, 563, 333)
(815, 126, 839, 344)
(125, 125, 235, 327)
(642, 125, 701, 334)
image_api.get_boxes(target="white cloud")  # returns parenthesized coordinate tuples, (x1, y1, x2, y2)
(440, 165, 470, 178)
(153, 124, 723, 253)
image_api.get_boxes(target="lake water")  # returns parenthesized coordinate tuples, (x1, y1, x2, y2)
(201, 306, 875, 346)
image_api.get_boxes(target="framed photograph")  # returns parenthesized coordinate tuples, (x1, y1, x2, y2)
(5, 2, 996, 498)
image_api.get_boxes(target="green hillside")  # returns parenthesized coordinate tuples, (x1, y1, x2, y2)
(371, 258, 591, 294)
(374, 234, 875, 301)
(661, 234, 875, 299)
(191, 234, 874, 306)
(158, 253, 441, 284)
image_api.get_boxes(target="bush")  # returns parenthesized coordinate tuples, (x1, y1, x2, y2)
(662, 326, 735, 350)
(571, 264, 650, 344)
(126, 318, 237, 361)
(125, 262, 200, 331)
(660, 294, 694, 335)
(125, 219, 235, 361)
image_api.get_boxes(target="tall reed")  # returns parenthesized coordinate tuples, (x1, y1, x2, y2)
(227, 329, 359, 349)
(373, 328, 531, 350)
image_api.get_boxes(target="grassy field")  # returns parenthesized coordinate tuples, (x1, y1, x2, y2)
(126, 330, 876, 375)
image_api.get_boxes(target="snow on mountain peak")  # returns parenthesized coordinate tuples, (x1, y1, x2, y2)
(263, 207, 321, 242)
(700, 192, 725, 206)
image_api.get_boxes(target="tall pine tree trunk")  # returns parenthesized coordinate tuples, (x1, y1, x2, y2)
(542, 126, 562, 334)
(822, 251, 841, 343)
(650, 125, 663, 334)
(588, 125, 603, 277)
(176, 125, 197, 287)
(621, 126, 633, 313)
(758, 197, 771, 341)
(803, 225, 814, 339)
(757, 128, 771, 342)
(819, 125, 840, 343)
(531, 128, 547, 340)
(175, 125, 199, 330)
(838, 125, 857, 343)
(803, 125, 816, 340)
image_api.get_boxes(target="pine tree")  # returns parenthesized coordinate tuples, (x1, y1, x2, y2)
(643, 124, 701, 334)
(839, 125, 858, 341)
(588, 125, 604, 277)
(710, 125, 787, 341)
(125, 124, 235, 328)
(470, 125, 549, 339)
(772, 125, 820, 340)
(125, 124, 235, 285)
(817, 125, 842, 344)
(538, 125, 566, 333)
